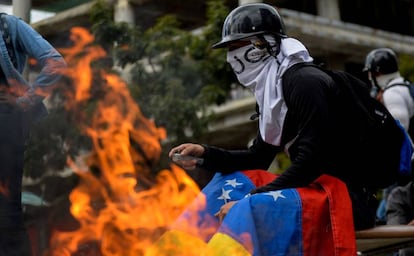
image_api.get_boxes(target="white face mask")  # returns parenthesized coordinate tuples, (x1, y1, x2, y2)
(226, 45, 270, 89)
(225, 37, 313, 146)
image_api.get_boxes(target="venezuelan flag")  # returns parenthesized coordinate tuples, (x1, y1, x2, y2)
(147, 170, 356, 256)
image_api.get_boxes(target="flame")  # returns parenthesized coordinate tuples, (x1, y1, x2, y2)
(45, 27, 202, 255)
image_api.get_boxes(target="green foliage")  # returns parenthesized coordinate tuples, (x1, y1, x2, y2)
(188, 0, 235, 104)
(24, 0, 235, 177)
(90, 0, 137, 53)
(89, 0, 235, 143)
(25, 82, 92, 178)
(399, 54, 414, 82)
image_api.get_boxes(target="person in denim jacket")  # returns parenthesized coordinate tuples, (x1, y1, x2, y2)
(0, 13, 66, 256)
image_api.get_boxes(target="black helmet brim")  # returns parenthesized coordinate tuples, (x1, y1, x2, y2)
(212, 32, 287, 49)
(212, 32, 265, 49)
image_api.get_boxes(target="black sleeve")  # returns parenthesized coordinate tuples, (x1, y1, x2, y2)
(252, 68, 334, 193)
(200, 133, 280, 174)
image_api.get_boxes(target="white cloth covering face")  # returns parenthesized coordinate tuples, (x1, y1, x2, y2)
(374, 71, 401, 90)
(227, 37, 313, 146)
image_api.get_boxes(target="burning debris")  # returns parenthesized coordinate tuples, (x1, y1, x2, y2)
(42, 27, 201, 256)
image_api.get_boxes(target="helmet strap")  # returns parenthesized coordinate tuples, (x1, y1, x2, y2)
(256, 34, 280, 58)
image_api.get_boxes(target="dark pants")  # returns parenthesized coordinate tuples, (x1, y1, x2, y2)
(0, 102, 31, 256)
(348, 187, 378, 231)
(0, 227, 32, 256)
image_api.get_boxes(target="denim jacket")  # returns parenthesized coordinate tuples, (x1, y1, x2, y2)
(0, 13, 66, 117)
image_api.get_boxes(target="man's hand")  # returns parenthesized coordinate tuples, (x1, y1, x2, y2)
(214, 201, 238, 223)
(168, 143, 205, 170)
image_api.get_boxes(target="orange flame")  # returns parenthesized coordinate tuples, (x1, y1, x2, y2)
(45, 27, 202, 256)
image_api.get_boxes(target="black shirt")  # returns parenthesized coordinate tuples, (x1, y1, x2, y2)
(201, 65, 367, 190)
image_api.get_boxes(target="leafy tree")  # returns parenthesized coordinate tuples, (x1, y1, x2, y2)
(400, 53, 414, 82)
(24, 0, 238, 178)
(90, 0, 235, 143)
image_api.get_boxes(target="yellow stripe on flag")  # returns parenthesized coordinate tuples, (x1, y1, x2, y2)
(205, 233, 251, 256)
(145, 230, 207, 256)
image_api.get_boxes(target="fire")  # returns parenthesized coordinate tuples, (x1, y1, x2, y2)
(45, 27, 202, 255)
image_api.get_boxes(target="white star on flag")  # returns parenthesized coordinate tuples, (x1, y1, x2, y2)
(265, 190, 286, 202)
(217, 188, 233, 203)
(224, 178, 243, 188)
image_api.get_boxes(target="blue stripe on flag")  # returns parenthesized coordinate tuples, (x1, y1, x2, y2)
(202, 172, 257, 217)
(217, 189, 303, 256)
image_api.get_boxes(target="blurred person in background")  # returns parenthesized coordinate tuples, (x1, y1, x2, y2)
(386, 180, 414, 256)
(0, 13, 66, 256)
(363, 47, 414, 224)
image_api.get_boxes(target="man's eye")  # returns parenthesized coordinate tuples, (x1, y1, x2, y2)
(251, 40, 266, 50)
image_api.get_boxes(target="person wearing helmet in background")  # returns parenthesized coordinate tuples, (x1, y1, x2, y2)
(364, 48, 414, 136)
(169, 3, 381, 231)
(363, 48, 414, 225)
(364, 48, 414, 256)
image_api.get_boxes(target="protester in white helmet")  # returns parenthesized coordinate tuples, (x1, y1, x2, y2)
(363, 48, 414, 225)
(364, 48, 414, 135)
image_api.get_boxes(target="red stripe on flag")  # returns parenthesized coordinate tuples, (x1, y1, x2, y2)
(241, 169, 278, 187)
(298, 175, 356, 256)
